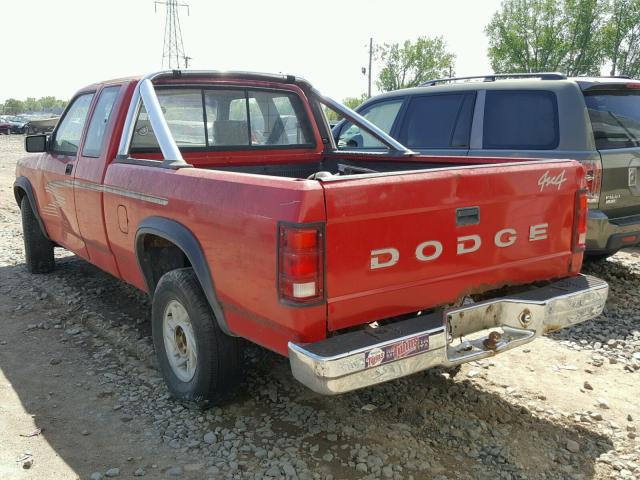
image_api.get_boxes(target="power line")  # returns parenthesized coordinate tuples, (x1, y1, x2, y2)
(154, 0, 190, 69)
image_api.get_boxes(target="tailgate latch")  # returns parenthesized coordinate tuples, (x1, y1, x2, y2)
(456, 206, 480, 226)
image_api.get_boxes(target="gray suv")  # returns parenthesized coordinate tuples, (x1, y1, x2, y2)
(332, 73, 640, 258)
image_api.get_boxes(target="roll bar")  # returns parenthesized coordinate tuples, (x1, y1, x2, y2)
(116, 70, 415, 167)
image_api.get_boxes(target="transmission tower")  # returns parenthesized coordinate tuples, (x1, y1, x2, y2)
(155, 0, 190, 69)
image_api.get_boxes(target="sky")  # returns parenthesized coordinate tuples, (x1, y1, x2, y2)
(1, 0, 503, 103)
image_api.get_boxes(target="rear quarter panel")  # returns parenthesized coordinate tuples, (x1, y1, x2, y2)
(103, 163, 327, 355)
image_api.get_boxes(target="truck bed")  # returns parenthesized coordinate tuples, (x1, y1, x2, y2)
(187, 152, 538, 179)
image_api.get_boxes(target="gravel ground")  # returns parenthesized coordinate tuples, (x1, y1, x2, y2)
(0, 134, 639, 479)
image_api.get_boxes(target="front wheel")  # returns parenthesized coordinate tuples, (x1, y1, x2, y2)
(152, 268, 243, 405)
(21, 196, 55, 273)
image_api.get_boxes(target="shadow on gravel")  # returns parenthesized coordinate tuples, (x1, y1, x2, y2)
(1, 258, 616, 480)
(551, 255, 640, 349)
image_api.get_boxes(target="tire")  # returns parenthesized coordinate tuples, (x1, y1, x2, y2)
(152, 268, 243, 406)
(20, 196, 55, 273)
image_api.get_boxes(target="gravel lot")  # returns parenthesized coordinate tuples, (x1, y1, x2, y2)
(0, 134, 639, 480)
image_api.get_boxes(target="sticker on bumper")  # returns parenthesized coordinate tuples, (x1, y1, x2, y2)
(364, 334, 431, 368)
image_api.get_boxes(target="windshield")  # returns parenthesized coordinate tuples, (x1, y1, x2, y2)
(585, 91, 640, 150)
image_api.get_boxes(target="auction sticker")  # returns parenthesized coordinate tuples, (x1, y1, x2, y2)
(364, 334, 430, 368)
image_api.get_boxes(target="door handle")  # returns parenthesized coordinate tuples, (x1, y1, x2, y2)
(65, 163, 74, 176)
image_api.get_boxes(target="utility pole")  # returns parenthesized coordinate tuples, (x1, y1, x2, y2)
(368, 37, 373, 98)
(155, 0, 190, 69)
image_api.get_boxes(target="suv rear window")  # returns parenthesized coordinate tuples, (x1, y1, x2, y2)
(585, 91, 640, 150)
(397, 93, 474, 149)
(483, 90, 559, 150)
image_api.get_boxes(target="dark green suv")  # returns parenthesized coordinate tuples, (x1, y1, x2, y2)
(333, 73, 640, 258)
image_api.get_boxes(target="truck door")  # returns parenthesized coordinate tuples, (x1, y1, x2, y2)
(40, 92, 95, 258)
(73, 85, 123, 277)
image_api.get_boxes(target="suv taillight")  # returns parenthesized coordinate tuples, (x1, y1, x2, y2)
(278, 223, 324, 304)
(573, 189, 588, 252)
(582, 159, 602, 206)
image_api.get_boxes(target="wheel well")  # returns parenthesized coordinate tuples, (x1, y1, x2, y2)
(137, 234, 192, 293)
(14, 186, 27, 207)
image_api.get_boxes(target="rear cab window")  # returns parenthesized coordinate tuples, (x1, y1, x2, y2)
(483, 90, 559, 150)
(131, 87, 314, 152)
(396, 93, 475, 149)
(584, 91, 640, 150)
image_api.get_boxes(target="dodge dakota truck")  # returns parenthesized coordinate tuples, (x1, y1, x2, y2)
(14, 70, 608, 403)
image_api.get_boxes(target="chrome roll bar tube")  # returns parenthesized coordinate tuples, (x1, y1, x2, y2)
(116, 70, 416, 167)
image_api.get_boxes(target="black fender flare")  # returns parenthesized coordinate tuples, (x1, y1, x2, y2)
(135, 216, 233, 336)
(14, 176, 51, 241)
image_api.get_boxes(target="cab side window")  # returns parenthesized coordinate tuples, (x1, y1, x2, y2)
(51, 93, 95, 155)
(337, 100, 403, 149)
(82, 86, 121, 157)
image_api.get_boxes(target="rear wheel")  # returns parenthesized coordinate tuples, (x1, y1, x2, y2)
(152, 268, 243, 405)
(20, 196, 55, 273)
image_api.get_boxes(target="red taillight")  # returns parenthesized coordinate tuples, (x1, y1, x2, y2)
(278, 224, 324, 304)
(626, 83, 640, 89)
(582, 159, 602, 206)
(574, 190, 588, 252)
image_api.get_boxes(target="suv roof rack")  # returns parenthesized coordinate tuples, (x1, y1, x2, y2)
(420, 72, 567, 87)
(597, 75, 631, 79)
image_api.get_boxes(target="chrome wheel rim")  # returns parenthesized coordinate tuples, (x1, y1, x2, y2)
(163, 300, 197, 382)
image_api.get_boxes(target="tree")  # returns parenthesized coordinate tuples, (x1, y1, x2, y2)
(375, 36, 455, 92)
(563, 0, 606, 75)
(603, 0, 640, 76)
(2, 99, 24, 115)
(1, 96, 67, 115)
(23, 97, 40, 112)
(323, 106, 339, 123)
(39, 96, 60, 111)
(342, 93, 368, 110)
(486, 0, 605, 75)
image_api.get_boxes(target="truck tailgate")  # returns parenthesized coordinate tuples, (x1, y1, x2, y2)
(321, 160, 584, 331)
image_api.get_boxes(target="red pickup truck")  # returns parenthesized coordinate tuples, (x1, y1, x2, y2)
(14, 71, 608, 403)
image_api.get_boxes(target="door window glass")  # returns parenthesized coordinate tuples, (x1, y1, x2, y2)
(51, 93, 95, 155)
(337, 100, 403, 149)
(585, 91, 640, 150)
(397, 94, 473, 148)
(483, 90, 559, 150)
(82, 86, 121, 157)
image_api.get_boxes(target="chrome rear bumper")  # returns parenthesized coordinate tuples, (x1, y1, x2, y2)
(288, 275, 608, 395)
